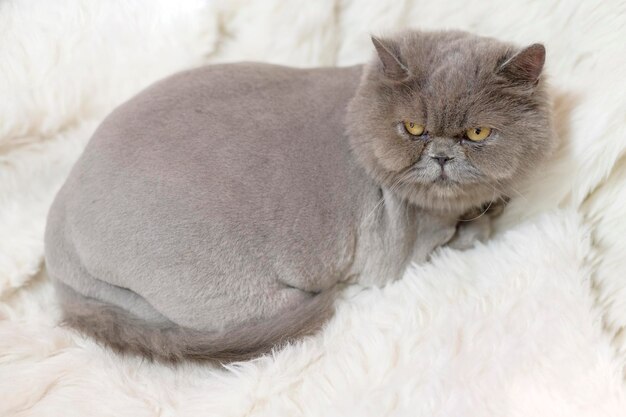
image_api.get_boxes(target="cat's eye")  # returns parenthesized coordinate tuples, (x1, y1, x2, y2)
(465, 127, 491, 141)
(403, 121, 425, 136)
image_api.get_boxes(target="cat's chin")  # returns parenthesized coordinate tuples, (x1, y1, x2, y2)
(428, 178, 457, 192)
(390, 179, 497, 215)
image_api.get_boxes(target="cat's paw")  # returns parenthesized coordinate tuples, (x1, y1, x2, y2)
(448, 215, 492, 250)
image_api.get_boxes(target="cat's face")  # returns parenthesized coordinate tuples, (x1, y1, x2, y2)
(347, 31, 554, 213)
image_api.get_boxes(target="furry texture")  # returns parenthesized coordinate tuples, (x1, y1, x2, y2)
(1, 0, 626, 415)
(347, 31, 552, 214)
(45, 31, 552, 362)
(44, 63, 368, 361)
(55, 281, 338, 362)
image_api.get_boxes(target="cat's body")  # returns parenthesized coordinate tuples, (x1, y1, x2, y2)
(45, 30, 553, 362)
(46, 63, 457, 360)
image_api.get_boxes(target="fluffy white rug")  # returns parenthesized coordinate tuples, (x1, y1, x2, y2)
(1, 0, 625, 415)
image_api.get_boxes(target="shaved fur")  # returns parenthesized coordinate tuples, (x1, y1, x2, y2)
(45, 30, 554, 363)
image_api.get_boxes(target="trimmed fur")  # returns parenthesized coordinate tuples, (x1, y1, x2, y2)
(1, 0, 625, 415)
(44, 31, 554, 362)
(55, 280, 338, 363)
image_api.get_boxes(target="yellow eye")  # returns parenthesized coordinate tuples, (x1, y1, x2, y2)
(403, 121, 425, 136)
(465, 127, 492, 141)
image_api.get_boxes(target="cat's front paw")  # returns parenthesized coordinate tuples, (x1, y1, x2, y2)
(447, 215, 492, 250)
(448, 198, 508, 250)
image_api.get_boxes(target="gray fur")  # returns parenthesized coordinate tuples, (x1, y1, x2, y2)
(44, 30, 554, 362)
(55, 280, 338, 362)
(348, 31, 552, 214)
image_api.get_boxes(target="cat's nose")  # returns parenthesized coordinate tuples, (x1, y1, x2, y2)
(431, 155, 453, 166)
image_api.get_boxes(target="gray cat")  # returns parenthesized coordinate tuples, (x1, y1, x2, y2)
(44, 30, 553, 362)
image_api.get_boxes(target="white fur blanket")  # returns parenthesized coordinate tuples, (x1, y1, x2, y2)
(1, 1, 625, 415)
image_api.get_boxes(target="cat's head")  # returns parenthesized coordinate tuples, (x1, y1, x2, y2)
(347, 30, 554, 213)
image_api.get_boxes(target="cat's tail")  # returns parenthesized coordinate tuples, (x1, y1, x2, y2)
(54, 281, 338, 363)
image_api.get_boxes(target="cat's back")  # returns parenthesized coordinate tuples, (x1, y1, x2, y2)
(83, 62, 364, 183)
(45, 62, 370, 330)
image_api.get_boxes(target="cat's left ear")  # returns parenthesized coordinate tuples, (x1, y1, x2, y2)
(498, 43, 545, 85)
(371, 36, 409, 80)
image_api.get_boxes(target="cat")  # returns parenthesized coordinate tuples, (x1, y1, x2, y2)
(44, 30, 553, 362)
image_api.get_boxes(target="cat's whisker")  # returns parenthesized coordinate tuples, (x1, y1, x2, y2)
(363, 167, 418, 222)
(398, 80, 418, 96)
(491, 185, 512, 202)
(364, 178, 404, 222)
(457, 193, 495, 222)
(363, 195, 386, 222)
(505, 184, 529, 203)
(492, 179, 528, 203)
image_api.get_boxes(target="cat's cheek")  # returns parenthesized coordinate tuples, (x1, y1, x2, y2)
(467, 143, 520, 181)
(373, 139, 423, 172)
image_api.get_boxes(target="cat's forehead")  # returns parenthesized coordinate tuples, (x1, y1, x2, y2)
(410, 68, 502, 133)
(400, 34, 507, 88)
(417, 64, 488, 116)
(404, 32, 507, 66)
(419, 43, 502, 90)
(404, 41, 506, 125)
(425, 63, 478, 95)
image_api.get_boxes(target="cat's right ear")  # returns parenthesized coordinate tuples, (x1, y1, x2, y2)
(371, 36, 409, 81)
(498, 43, 545, 85)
